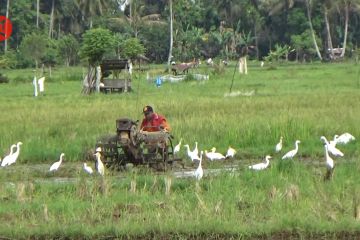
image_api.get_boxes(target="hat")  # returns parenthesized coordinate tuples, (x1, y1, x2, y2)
(143, 105, 153, 114)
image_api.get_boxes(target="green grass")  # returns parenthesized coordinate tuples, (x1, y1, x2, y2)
(0, 62, 359, 238)
(0, 62, 359, 162)
(0, 161, 360, 238)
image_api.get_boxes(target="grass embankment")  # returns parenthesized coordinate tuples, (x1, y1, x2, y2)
(0, 160, 360, 239)
(0, 62, 359, 238)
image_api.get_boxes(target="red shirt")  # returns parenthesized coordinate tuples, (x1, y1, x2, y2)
(140, 113, 170, 132)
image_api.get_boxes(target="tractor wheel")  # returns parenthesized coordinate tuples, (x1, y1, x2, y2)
(95, 134, 119, 167)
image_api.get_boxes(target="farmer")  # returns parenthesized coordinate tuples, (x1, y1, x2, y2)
(140, 105, 171, 132)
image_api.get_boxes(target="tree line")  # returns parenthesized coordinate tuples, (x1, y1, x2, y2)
(1, 0, 360, 69)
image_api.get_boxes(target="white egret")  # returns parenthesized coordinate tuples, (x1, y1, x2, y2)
(194, 151, 204, 180)
(94, 152, 105, 176)
(193, 142, 199, 158)
(173, 138, 182, 155)
(249, 155, 272, 170)
(320, 136, 344, 157)
(334, 133, 355, 145)
(324, 145, 334, 180)
(7, 142, 23, 166)
(1, 144, 17, 167)
(225, 146, 236, 159)
(83, 163, 94, 174)
(282, 140, 300, 160)
(324, 145, 334, 170)
(49, 153, 65, 172)
(184, 144, 200, 162)
(275, 136, 283, 153)
(329, 135, 338, 148)
(205, 150, 225, 161)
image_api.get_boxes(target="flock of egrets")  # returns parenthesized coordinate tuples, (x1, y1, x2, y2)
(172, 132, 356, 181)
(0, 132, 356, 181)
(0, 144, 105, 176)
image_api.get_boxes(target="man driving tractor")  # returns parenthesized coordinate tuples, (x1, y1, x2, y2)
(140, 105, 171, 132)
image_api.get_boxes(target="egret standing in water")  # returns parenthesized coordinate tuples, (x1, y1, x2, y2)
(324, 145, 335, 181)
(282, 140, 300, 160)
(49, 153, 65, 172)
(320, 136, 344, 157)
(1, 144, 17, 167)
(83, 163, 94, 174)
(275, 136, 283, 153)
(173, 138, 182, 155)
(94, 152, 105, 176)
(249, 155, 272, 170)
(225, 146, 236, 159)
(7, 142, 23, 166)
(194, 151, 204, 180)
(193, 142, 199, 158)
(184, 144, 200, 162)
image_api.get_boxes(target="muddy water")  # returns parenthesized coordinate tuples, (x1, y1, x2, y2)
(0, 157, 354, 185)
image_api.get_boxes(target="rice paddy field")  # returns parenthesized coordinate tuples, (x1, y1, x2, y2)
(0, 61, 360, 239)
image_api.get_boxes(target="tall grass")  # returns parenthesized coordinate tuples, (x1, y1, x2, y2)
(0, 158, 359, 238)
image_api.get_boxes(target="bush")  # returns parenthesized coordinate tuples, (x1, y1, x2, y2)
(120, 38, 146, 60)
(12, 75, 33, 84)
(58, 35, 79, 66)
(0, 50, 18, 69)
(80, 28, 116, 66)
(19, 32, 48, 68)
(0, 73, 9, 84)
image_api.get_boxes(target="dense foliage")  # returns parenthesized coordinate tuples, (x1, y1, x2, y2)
(1, 0, 360, 68)
(80, 28, 115, 66)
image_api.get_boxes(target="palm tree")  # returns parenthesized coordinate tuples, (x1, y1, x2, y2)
(340, 0, 360, 57)
(167, 0, 173, 68)
(305, 0, 323, 60)
(49, 0, 55, 38)
(112, 0, 166, 37)
(317, 0, 359, 58)
(322, 0, 335, 58)
(36, 0, 40, 28)
(76, 0, 111, 28)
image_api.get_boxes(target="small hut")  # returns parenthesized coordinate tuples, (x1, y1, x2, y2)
(99, 59, 132, 93)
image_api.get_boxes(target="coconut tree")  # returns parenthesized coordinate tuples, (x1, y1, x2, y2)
(339, 0, 360, 57)
(167, 0, 173, 68)
(36, 0, 40, 28)
(114, 0, 166, 37)
(76, 0, 111, 28)
(49, 0, 55, 38)
(322, 0, 335, 58)
(305, 0, 323, 60)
